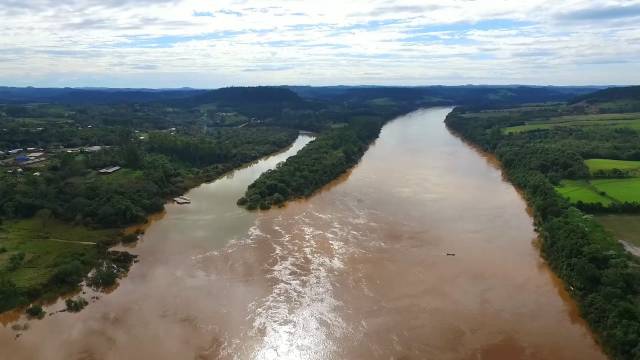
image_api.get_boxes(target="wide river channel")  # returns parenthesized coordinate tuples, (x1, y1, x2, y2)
(0, 108, 606, 359)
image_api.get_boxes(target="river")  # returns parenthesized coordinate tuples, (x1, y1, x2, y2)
(0, 108, 605, 359)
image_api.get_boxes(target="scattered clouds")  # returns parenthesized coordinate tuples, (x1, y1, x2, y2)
(556, 2, 640, 21)
(0, 0, 638, 87)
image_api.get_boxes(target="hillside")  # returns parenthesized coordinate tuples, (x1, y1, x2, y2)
(570, 86, 640, 104)
(0, 87, 206, 105)
(289, 85, 600, 107)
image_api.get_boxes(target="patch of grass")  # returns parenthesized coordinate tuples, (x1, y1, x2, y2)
(368, 97, 397, 106)
(555, 180, 614, 205)
(504, 123, 554, 133)
(591, 178, 640, 203)
(0, 219, 117, 310)
(585, 159, 640, 173)
(596, 214, 640, 247)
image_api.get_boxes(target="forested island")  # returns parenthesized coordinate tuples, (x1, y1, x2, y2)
(237, 119, 384, 210)
(445, 86, 640, 360)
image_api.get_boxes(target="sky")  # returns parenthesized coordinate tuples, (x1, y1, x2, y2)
(0, 0, 639, 88)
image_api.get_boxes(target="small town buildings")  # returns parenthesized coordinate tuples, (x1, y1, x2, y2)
(22, 158, 46, 166)
(26, 152, 45, 158)
(15, 155, 30, 164)
(8, 148, 23, 155)
(174, 196, 191, 205)
(83, 146, 102, 152)
(99, 166, 121, 174)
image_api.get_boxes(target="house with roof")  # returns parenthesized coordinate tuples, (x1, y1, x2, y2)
(99, 166, 121, 174)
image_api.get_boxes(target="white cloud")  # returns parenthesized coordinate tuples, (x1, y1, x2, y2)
(0, 0, 639, 87)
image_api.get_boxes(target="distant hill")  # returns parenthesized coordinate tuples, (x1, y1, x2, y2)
(0, 87, 206, 104)
(288, 85, 601, 107)
(187, 86, 303, 106)
(569, 86, 640, 104)
(0, 85, 602, 108)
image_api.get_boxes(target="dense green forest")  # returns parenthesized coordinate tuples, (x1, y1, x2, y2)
(445, 88, 640, 360)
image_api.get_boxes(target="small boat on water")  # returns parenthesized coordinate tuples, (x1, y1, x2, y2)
(174, 196, 191, 205)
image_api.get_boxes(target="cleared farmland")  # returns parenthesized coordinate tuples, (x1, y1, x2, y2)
(504, 112, 640, 134)
(555, 180, 614, 205)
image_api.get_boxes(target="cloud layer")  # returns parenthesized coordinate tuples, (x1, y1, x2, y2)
(1, 0, 639, 87)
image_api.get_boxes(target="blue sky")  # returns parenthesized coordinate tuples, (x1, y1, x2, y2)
(0, 0, 639, 88)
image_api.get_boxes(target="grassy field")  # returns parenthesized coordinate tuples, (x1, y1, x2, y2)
(556, 177, 640, 205)
(0, 218, 117, 299)
(555, 180, 614, 205)
(585, 159, 640, 173)
(504, 113, 640, 134)
(591, 178, 640, 203)
(596, 214, 640, 247)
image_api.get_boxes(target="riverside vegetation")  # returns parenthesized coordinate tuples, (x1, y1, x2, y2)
(445, 86, 640, 360)
(0, 85, 600, 315)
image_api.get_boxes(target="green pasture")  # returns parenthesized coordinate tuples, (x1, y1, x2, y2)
(591, 178, 640, 203)
(0, 218, 116, 291)
(555, 180, 614, 205)
(585, 159, 640, 173)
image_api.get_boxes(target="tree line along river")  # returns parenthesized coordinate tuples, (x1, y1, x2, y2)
(0, 108, 605, 359)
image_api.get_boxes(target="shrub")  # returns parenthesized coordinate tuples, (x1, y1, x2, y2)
(0, 278, 23, 312)
(87, 262, 118, 289)
(25, 304, 45, 319)
(121, 233, 139, 244)
(259, 202, 271, 210)
(6, 252, 25, 271)
(51, 260, 85, 287)
(65, 297, 88, 312)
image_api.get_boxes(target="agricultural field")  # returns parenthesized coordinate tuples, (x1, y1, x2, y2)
(585, 158, 640, 173)
(591, 178, 640, 203)
(555, 180, 614, 205)
(503, 112, 640, 134)
(556, 177, 640, 205)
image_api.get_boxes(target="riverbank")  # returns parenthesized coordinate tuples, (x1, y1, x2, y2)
(0, 130, 302, 315)
(446, 107, 639, 360)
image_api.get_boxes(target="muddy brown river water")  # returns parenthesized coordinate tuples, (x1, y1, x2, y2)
(0, 108, 606, 360)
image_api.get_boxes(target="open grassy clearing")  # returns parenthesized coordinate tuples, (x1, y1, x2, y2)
(555, 180, 614, 205)
(585, 159, 640, 173)
(0, 218, 117, 293)
(556, 177, 640, 205)
(596, 214, 640, 247)
(591, 178, 640, 203)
